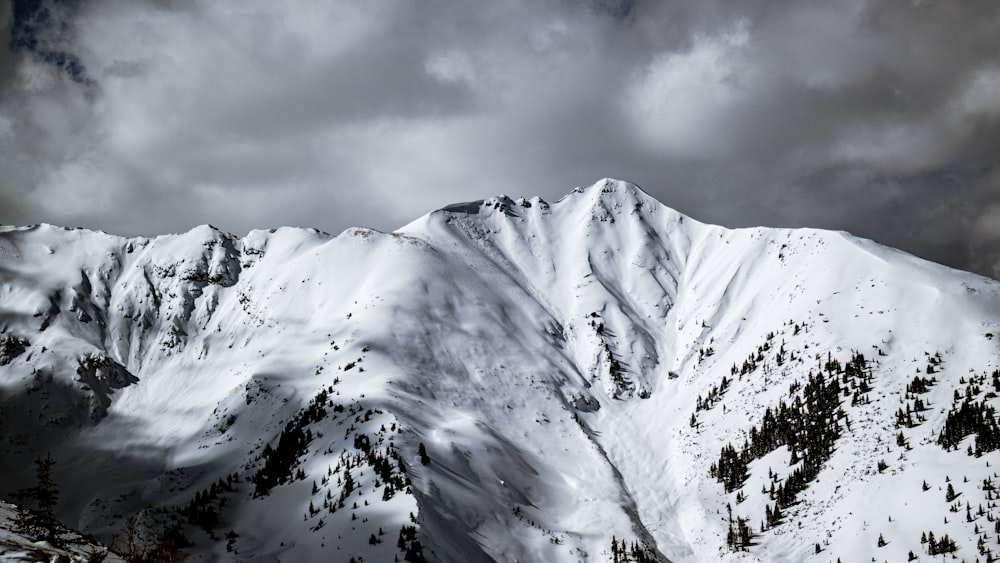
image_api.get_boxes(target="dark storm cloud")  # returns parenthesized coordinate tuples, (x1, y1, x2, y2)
(8, 0, 88, 82)
(0, 0, 999, 278)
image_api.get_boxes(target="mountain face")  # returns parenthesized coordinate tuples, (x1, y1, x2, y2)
(2, 178, 1000, 562)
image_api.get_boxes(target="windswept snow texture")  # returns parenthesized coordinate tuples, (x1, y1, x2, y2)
(2, 179, 1000, 562)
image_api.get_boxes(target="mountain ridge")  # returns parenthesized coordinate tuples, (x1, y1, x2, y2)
(1, 179, 999, 561)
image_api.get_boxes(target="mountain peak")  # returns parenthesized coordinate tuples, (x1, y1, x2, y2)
(570, 177, 647, 197)
(561, 177, 660, 207)
(424, 178, 686, 232)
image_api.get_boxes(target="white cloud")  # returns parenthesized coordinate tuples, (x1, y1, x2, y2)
(623, 21, 752, 159)
(954, 66, 1000, 120)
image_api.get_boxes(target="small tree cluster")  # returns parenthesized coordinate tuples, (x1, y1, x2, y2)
(695, 376, 730, 412)
(938, 399, 1000, 455)
(763, 502, 782, 530)
(921, 530, 957, 555)
(397, 524, 426, 562)
(697, 344, 715, 364)
(732, 343, 768, 377)
(906, 375, 935, 394)
(895, 398, 928, 428)
(113, 515, 189, 563)
(726, 509, 752, 552)
(925, 351, 943, 374)
(252, 389, 336, 496)
(12, 454, 62, 545)
(179, 474, 238, 534)
(710, 443, 747, 492)
(610, 536, 656, 562)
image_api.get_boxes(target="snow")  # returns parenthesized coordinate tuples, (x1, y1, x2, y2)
(1, 178, 1000, 561)
(0, 501, 122, 561)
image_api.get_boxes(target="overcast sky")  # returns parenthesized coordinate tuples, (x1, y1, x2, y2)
(1, 0, 999, 278)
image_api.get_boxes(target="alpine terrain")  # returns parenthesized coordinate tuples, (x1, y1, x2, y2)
(2, 178, 1000, 562)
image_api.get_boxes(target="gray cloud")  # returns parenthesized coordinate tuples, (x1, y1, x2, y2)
(1, 0, 999, 277)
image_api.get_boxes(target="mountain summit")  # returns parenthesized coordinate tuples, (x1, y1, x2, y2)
(1, 179, 999, 561)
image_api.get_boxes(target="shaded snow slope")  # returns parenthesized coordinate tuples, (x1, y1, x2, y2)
(2, 179, 1000, 562)
(0, 501, 123, 561)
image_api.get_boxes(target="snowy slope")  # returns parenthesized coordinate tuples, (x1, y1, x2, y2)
(0, 500, 122, 561)
(2, 178, 1000, 562)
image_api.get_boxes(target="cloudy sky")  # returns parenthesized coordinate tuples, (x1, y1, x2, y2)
(1, 1, 999, 278)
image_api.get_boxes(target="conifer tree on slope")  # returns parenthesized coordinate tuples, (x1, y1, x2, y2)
(13, 454, 62, 545)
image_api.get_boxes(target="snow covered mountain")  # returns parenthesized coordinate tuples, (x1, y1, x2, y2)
(2, 178, 1000, 562)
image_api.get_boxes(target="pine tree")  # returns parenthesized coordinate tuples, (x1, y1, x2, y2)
(12, 454, 62, 545)
(946, 482, 959, 502)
